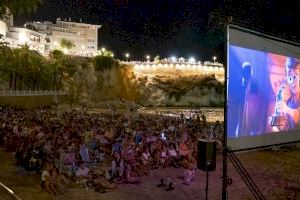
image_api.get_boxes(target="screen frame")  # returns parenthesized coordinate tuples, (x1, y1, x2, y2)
(226, 25, 300, 152)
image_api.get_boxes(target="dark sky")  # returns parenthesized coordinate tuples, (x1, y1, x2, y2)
(14, 0, 300, 61)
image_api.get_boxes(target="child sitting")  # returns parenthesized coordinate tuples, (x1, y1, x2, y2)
(168, 143, 179, 168)
(182, 154, 197, 185)
(160, 144, 169, 168)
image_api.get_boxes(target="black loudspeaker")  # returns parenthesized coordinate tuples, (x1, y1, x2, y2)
(197, 139, 216, 171)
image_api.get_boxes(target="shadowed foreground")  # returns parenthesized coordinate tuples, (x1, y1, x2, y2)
(1, 147, 300, 200)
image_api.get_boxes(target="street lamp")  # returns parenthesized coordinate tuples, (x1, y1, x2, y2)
(125, 53, 130, 61)
(81, 45, 85, 55)
(101, 47, 106, 52)
(171, 56, 177, 62)
(80, 45, 85, 55)
(189, 57, 196, 64)
(146, 55, 150, 61)
(213, 56, 217, 63)
(63, 48, 69, 54)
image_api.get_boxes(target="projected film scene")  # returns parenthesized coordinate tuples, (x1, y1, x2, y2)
(228, 45, 300, 139)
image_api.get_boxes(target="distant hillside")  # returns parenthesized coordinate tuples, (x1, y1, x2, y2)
(79, 63, 225, 107)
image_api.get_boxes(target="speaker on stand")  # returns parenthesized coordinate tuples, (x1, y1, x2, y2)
(197, 139, 217, 200)
(197, 139, 216, 171)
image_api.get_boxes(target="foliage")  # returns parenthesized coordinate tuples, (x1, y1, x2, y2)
(0, 44, 224, 107)
(93, 55, 120, 71)
(0, 46, 77, 91)
(59, 38, 74, 50)
(0, 0, 42, 15)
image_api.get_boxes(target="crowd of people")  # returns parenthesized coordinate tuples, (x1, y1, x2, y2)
(0, 106, 223, 195)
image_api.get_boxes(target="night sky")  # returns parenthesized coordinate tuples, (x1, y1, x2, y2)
(14, 0, 300, 61)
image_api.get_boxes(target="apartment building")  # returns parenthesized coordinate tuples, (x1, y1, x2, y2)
(0, 7, 12, 37)
(1, 11, 101, 57)
(6, 27, 46, 54)
(51, 18, 101, 56)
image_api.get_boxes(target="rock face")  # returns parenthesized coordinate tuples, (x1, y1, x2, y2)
(86, 64, 225, 107)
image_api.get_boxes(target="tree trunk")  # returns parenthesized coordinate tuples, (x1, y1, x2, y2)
(13, 73, 17, 91)
(9, 73, 13, 90)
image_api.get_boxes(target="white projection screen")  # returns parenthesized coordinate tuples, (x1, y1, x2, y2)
(227, 25, 300, 151)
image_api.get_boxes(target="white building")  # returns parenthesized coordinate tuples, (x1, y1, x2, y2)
(0, 7, 12, 37)
(6, 27, 46, 54)
(0, 20, 7, 37)
(2, 12, 101, 57)
(1, 7, 13, 27)
(51, 18, 101, 56)
(27, 18, 101, 56)
(1, 9, 46, 54)
(25, 21, 53, 35)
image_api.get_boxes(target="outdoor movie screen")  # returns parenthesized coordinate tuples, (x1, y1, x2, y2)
(227, 26, 300, 151)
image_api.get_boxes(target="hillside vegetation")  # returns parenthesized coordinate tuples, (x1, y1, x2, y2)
(0, 46, 224, 107)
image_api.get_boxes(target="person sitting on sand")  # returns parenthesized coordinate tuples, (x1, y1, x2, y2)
(51, 168, 68, 194)
(179, 140, 190, 159)
(141, 147, 152, 166)
(160, 144, 169, 168)
(41, 163, 58, 195)
(111, 152, 124, 181)
(182, 153, 197, 185)
(168, 143, 179, 168)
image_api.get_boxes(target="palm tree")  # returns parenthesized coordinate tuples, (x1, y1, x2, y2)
(0, 41, 13, 89)
(49, 50, 67, 90)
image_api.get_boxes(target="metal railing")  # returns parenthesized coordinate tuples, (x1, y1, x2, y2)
(0, 90, 69, 97)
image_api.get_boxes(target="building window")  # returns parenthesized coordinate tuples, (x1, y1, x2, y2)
(87, 39, 95, 42)
(30, 35, 40, 42)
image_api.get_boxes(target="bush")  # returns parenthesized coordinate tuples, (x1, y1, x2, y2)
(93, 55, 119, 71)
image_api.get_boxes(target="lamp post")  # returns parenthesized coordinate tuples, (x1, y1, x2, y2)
(189, 57, 196, 64)
(125, 53, 130, 61)
(81, 45, 85, 56)
(213, 56, 217, 63)
(171, 56, 177, 63)
(146, 55, 150, 62)
(101, 47, 106, 56)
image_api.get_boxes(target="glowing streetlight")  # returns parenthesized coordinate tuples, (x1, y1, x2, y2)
(111, 53, 114, 57)
(146, 55, 150, 61)
(125, 53, 130, 61)
(213, 56, 217, 62)
(101, 47, 106, 52)
(188, 57, 196, 64)
(171, 56, 177, 62)
(63, 48, 69, 54)
(81, 45, 85, 55)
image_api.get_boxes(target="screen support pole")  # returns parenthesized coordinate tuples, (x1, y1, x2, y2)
(222, 24, 230, 200)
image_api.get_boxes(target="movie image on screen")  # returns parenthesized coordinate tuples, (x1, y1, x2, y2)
(228, 45, 300, 137)
(227, 27, 300, 151)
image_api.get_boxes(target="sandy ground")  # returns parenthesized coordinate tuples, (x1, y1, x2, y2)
(1, 147, 300, 200)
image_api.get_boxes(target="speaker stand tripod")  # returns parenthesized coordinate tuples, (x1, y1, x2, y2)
(205, 160, 211, 200)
